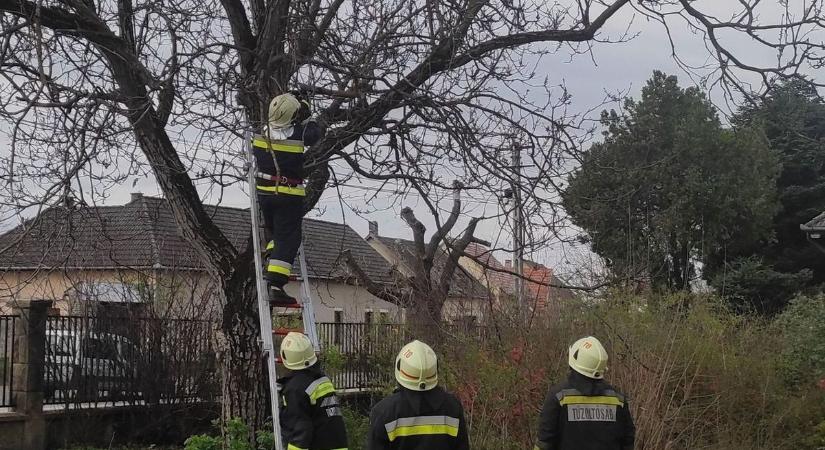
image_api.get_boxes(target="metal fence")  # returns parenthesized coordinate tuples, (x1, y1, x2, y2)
(22, 317, 482, 403)
(44, 315, 216, 405)
(317, 322, 407, 391)
(0, 315, 17, 407)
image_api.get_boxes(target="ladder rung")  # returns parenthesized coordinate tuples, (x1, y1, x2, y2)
(274, 327, 303, 336)
(272, 302, 303, 309)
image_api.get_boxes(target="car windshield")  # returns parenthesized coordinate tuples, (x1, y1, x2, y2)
(47, 335, 75, 357)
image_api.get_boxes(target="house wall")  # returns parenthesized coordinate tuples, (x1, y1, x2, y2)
(0, 269, 403, 323)
(0, 269, 216, 318)
(442, 296, 488, 323)
(286, 279, 403, 323)
(457, 255, 510, 298)
(2, 269, 100, 304)
(0, 270, 114, 314)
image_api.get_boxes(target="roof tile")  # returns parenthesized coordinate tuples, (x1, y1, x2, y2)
(0, 196, 391, 283)
(371, 235, 490, 299)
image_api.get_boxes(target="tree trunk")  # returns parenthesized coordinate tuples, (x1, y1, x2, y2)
(408, 290, 445, 342)
(215, 247, 269, 435)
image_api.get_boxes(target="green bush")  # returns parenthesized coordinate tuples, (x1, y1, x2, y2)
(184, 418, 275, 450)
(178, 293, 825, 450)
(438, 292, 825, 450)
(775, 294, 825, 387)
(343, 407, 370, 450)
(63, 447, 179, 450)
(184, 409, 369, 450)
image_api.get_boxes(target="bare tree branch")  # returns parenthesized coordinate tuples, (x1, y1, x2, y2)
(342, 249, 406, 304)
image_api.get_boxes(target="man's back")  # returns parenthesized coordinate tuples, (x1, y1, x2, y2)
(367, 387, 469, 450)
(280, 365, 348, 450)
(536, 371, 635, 450)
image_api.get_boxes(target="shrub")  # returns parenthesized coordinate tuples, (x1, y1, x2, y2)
(438, 292, 825, 450)
(775, 294, 825, 387)
(342, 407, 370, 450)
(184, 409, 370, 450)
(184, 418, 275, 450)
(181, 293, 825, 450)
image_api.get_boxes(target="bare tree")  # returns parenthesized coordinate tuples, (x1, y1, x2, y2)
(1, 0, 822, 434)
(344, 180, 491, 329)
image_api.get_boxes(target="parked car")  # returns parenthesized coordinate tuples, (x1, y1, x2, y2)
(44, 329, 138, 402)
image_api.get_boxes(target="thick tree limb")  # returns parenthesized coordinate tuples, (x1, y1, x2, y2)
(436, 217, 481, 299)
(450, 0, 631, 66)
(257, 0, 293, 93)
(308, 0, 631, 166)
(116, 0, 135, 50)
(425, 180, 463, 266)
(0, 0, 240, 279)
(400, 206, 427, 260)
(219, 0, 256, 73)
(306, 0, 346, 59)
(342, 249, 406, 304)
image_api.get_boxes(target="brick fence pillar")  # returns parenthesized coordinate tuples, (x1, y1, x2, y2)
(12, 300, 52, 450)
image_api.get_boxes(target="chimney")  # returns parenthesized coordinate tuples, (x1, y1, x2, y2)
(505, 259, 512, 269)
(368, 220, 379, 236)
(130, 192, 143, 203)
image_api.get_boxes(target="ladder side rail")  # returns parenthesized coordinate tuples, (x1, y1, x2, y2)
(246, 130, 285, 450)
(296, 245, 321, 353)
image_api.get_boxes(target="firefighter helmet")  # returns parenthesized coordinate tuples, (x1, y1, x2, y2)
(280, 332, 317, 370)
(395, 340, 438, 391)
(268, 93, 301, 129)
(568, 336, 608, 379)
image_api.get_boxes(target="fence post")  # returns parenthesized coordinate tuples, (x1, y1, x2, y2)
(12, 299, 52, 450)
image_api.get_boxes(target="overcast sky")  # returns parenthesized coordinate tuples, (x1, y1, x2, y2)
(1, 1, 822, 277)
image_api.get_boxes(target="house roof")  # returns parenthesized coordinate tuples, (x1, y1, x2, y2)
(462, 242, 575, 306)
(0, 194, 393, 283)
(801, 211, 825, 232)
(368, 235, 491, 300)
(463, 242, 515, 293)
(522, 260, 577, 306)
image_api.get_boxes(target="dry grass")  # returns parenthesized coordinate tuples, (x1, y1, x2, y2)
(439, 293, 825, 450)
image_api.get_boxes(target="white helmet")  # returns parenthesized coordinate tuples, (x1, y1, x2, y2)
(568, 336, 608, 379)
(395, 340, 438, 391)
(268, 93, 301, 129)
(280, 332, 317, 370)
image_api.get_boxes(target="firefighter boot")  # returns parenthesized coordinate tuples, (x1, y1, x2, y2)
(269, 285, 298, 306)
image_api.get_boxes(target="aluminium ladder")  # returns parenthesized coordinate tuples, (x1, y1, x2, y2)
(245, 130, 321, 450)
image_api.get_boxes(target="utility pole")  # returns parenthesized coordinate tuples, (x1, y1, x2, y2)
(511, 137, 525, 317)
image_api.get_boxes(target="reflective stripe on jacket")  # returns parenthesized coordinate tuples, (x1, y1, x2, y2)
(279, 364, 348, 450)
(251, 121, 322, 197)
(535, 371, 635, 450)
(367, 387, 469, 450)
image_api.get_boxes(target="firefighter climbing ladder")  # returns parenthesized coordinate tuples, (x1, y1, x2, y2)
(245, 130, 320, 450)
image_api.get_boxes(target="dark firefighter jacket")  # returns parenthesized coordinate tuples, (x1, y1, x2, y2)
(279, 364, 348, 450)
(252, 121, 322, 196)
(367, 386, 469, 450)
(535, 371, 635, 450)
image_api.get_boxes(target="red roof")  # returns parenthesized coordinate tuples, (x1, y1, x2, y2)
(462, 243, 570, 310)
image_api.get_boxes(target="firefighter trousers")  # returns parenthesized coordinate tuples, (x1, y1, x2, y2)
(259, 192, 304, 288)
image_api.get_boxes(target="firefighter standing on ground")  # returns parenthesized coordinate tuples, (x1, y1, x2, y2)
(278, 332, 348, 450)
(366, 340, 469, 450)
(252, 92, 323, 305)
(534, 336, 635, 450)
